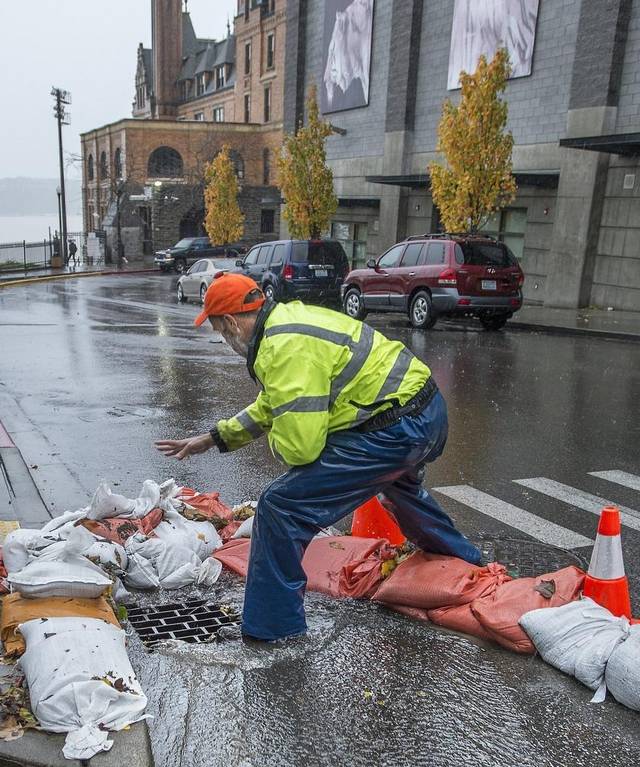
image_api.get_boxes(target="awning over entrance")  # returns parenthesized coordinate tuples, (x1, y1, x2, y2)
(559, 132, 640, 156)
(364, 170, 560, 189)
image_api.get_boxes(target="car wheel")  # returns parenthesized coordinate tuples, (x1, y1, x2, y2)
(343, 288, 367, 320)
(410, 291, 437, 329)
(174, 259, 187, 274)
(200, 283, 207, 304)
(479, 314, 509, 331)
(263, 283, 276, 301)
(177, 283, 186, 303)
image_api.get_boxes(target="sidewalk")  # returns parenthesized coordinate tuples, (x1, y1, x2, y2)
(0, 258, 159, 286)
(510, 304, 640, 341)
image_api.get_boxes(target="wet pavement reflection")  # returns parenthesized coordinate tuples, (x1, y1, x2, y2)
(2, 275, 640, 766)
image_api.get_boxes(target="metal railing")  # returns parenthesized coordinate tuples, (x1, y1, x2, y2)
(0, 231, 106, 273)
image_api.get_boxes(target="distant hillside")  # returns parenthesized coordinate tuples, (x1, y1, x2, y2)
(0, 178, 82, 216)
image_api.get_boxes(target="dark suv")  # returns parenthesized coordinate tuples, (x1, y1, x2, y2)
(341, 234, 524, 330)
(234, 239, 350, 304)
(154, 237, 246, 273)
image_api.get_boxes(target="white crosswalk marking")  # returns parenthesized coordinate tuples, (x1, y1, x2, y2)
(433, 485, 593, 549)
(513, 477, 640, 531)
(589, 470, 640, 493)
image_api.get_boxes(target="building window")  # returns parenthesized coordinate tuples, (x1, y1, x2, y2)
(99, 151, 108, 179)
(229, 150, 245, 180)
(263, 87, 271, 122)
(215, 65, 226, 90)
(194, 112, 204, 121)
(196, 73, 206, 96)
(266, 32, 275, 70)
(244, 94, 251, 123)
(263, 148, 270, 185)
(480, 208, 527, 260)
(244, 41, 252, 75)
(114, 148, 122, 178)
(213, 106, 224, 122)
(261, 209, 275, 234)
(87, 154, 94, 181)
(147, 146, 184, 178)
(244, 0, 249, 20)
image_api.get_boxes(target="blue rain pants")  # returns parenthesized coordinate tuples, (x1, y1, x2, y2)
(242, 390, 481, 640)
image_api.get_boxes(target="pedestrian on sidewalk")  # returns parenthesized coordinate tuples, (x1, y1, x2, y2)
(156, 274, 480, 641)
(67, 240, 78, 268)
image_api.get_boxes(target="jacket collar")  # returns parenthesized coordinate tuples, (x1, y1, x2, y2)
(247, 299, 276, 382)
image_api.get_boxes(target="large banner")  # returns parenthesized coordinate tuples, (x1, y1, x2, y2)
(448, 0, 540, 90)
(322, 0, 375, 114)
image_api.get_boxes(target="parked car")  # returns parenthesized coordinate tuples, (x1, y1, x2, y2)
(155, 237, 246, 273)
(341, 234, 525, 330)
(234, 239, 350, 305)
(176, 257, 238, 304)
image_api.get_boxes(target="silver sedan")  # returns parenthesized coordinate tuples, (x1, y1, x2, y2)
(176, 258, 238, 304)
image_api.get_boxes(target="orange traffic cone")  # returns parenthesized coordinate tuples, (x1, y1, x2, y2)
(351, 496, 406, 545)
(582, 506, 632, 619)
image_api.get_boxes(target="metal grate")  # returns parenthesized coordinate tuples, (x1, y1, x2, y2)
(472, 534, 589, 578)
(127, 599, 241, 648)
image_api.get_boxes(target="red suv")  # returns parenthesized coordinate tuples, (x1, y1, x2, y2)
(341, 234, 524, 330)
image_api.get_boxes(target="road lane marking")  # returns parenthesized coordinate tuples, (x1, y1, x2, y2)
(513, 477, 640, 530)
(589, 470, 640, 493)
(432, 485, 593, 549)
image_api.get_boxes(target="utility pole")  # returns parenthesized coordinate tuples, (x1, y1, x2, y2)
(51, 87, 71, 264)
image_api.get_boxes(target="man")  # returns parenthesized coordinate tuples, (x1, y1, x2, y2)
(156, 273, 480, 640)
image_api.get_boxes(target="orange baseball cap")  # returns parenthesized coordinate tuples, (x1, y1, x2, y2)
(193, 273, 265, 327)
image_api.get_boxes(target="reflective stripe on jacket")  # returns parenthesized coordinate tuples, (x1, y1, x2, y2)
(216, 301, 431, 466)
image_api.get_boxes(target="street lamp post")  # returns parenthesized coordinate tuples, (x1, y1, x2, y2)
(51, 87, 71, 264)
(56, 186, 63, 252)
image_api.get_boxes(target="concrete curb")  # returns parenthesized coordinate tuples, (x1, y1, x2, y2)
(507, 319, 640, 343)
(0, 269, 160, 288)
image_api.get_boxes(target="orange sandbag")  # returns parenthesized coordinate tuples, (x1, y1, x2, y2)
(373, 552, 511, 610)
(384, 604, 431, 622)
(220, 520, 243, 543)
(470, 566, 586, 654)
(1, 592, 120, 657)
(427, 603, 495, 643)
(78, 507, 164, 544)
(179, 488, 233, 522)
(213, 538, 251, 576)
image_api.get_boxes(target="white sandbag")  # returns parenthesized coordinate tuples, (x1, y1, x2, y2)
(85, 540, 128, 571)
(2, 529, 52, 573)
(519, 598, 631, 701)
(87, 479, 161, 521)
(232, 516, 254, 539)
(18, 617, 148, 760)
(40, 509, 88, 537)
(123, 535, 162, 590)
(8, 528, 112, 598)
(605, 627, 640, 711)
(195, 557, 223, 587)
(154, 509, 221, 559)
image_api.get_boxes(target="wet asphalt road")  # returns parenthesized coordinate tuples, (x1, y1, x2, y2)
(1, 274, 640, 766)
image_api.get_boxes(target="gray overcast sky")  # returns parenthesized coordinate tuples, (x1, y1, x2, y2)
(0, 0, 237, 180)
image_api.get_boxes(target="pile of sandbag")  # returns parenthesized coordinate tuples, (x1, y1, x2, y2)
(520, 598, 640, 710)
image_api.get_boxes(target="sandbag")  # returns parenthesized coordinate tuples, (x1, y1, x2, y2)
(87, 480, 161, 521)
(472, 566, 585, 654)
(427, 603, 495, 642)
(18, 617, 148, 760)
(519, 597, 630, 700)
(605, 627, 640, 711)
(84, 540, 128, 571)
(178, 487, 233, 522)
(373, 552, 510, 610)
(232, 516, 254, 539)
(78, 508, 164, 545)
(153, 509, 221, 559)
(1, 593, 119, 657)
(213, 538, 251, 576)
(2, 528, 53, 573)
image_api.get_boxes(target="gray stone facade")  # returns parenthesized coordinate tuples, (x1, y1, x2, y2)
(285, 0, 640, 311)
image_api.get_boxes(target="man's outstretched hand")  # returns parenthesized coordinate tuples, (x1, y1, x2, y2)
(155, 432, 214, 460)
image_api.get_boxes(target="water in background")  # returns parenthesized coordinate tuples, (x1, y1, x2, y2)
(0, 214, 84, 243)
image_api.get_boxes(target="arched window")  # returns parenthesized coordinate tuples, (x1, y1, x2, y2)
(262, 148, 270, 185)
(114, 148, 122, 178)
(147, 146, 184, 178)
(99, 151, 108, 179)
(87, 154, 94, 181)
(229, 150, 245, 180)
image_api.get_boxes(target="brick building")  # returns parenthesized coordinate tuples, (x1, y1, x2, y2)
(82, 0, 286, 260)
(285, 0, 640, 311)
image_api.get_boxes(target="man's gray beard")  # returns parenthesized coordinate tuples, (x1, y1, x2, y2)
(226, 335, 249, 359)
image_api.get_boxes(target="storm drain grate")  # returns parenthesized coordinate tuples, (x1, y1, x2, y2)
(127, 599, 241, 648)
(471, 534, 589, 578)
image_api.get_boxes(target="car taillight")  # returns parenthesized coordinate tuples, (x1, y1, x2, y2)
(437, 268, 458, 286)
(213, 271, 224, 279)
(517, 272, 525, 287)
(282, 264, 294, 280)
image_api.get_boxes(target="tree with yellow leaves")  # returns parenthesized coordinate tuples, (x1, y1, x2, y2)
(204, 144, 244, 245)
(278, 85, 338, 240)
(429, 48, 517, 234)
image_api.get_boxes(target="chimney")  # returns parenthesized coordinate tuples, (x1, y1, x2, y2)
(152, 0, 182, 118)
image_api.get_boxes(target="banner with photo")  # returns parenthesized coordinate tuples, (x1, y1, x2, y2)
(321, 0, 375, 114)
(448, 0, 540, 90)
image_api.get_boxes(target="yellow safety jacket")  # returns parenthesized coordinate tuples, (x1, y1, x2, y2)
(216, 301, 431, 466)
